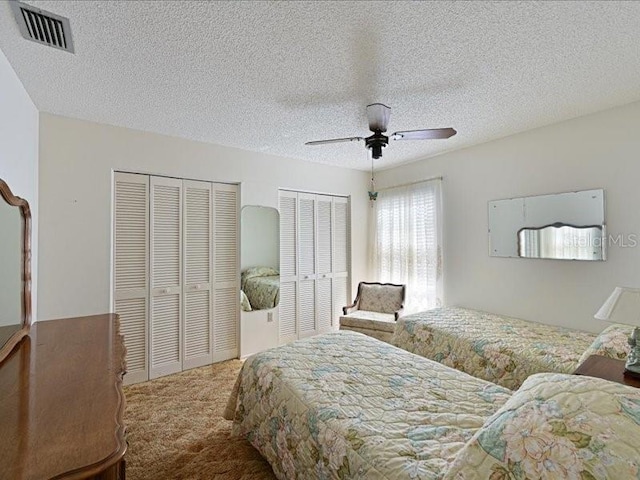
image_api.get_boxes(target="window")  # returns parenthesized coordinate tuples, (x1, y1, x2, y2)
(372, 179, 442, 313)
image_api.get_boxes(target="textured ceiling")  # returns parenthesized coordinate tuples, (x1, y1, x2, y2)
(1, 1, 640, 171)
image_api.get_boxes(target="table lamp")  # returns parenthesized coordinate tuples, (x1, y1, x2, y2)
(595, 286, 640, 377)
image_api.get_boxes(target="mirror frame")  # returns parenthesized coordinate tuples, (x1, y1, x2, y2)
(0, 178, 31, 363)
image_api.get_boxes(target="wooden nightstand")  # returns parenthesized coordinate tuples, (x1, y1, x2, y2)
(574, 355, 640, 388)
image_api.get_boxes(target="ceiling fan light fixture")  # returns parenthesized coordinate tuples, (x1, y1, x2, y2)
(366, 103, 391, 132)
(304, 103, 456, 160)
(365, 133, 388, 159)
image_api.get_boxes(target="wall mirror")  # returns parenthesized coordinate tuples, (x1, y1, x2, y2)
(240, 206, 280, 311)
(518, 224, 605, 260)
(0, 178, 31, 362)
(489, 189, 605, 261)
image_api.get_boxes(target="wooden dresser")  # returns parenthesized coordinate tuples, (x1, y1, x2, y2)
(0, 314, 127, 479)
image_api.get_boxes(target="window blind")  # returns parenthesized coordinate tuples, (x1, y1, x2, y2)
(372, 179, 443, 313)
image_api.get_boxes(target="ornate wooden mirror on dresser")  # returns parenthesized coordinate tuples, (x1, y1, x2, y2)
(0, 177, 127, 479)
(0, 178, 31, 362)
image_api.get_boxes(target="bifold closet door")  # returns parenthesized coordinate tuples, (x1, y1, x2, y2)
(183, 181, 213, 370)
(113, 173, 149, 385)
(278, 190, 350, 342)
(149, 176, 183, 379)
(316, 195, 333, 333)
(297, 193, 317, 338)
(279, 191, 298, 344)
(212, 184, 239, 362)
(332, 197, 350, 326)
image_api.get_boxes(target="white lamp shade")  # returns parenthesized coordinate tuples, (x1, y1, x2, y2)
(595, 287, 640, 326)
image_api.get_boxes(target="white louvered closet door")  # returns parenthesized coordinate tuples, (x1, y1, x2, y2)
(332, 197, 350, 327)
(279, 191, 298, 344)
(213, 184, 239, 361)
(297, 193, 317, 338)
(183, 181, 213, 370)
(316, 195, 333, 333)
(113, 173, 149, 385)
(149, 176, 183, 379)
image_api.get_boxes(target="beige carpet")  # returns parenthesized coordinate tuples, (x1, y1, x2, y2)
(124, 360, 277, 480)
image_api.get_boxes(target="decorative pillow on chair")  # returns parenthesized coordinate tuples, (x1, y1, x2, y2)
(444, 373, 640, 480)
(358, 284, 403, 314)
(578, 323, 631, 365)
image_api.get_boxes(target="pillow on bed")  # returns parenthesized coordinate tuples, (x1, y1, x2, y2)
(577, 323, 631, 366)
(241, 266, 279, 281)
(443, 373, 640, 480)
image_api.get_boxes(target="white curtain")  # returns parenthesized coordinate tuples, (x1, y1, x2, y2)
(371, 179, 443, 314)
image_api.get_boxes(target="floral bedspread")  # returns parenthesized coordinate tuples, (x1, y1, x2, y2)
(392, 308, 598, 390)
(242, 275, 280, 309)
(578, 322, 631, 364)
(241, 267, 280, 310)
(225, 331, 512, 480)
(444, 373, 640, 480)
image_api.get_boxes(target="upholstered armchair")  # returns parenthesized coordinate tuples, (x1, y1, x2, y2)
(340, 282, 406, 343)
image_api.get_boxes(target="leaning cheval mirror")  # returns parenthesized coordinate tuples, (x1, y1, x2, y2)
(0, 178, 31, 362)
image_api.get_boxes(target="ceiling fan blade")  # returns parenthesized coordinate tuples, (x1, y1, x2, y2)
(392, 128, 457, 140)
(305, 136, 364, 146)
(367, 103, 391, 132)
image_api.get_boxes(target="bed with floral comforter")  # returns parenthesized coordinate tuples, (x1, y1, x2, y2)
(225, 331, 513, 479)
(392, 307, 630, 390)
(241, 266, 280, 310)
(444, 373, 640, 479)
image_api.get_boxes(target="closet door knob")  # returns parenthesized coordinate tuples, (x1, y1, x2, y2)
(194, 285, 201, 290)
(162, 288, 169, 294)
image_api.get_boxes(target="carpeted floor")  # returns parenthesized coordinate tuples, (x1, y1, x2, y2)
(124, 360, 277, 480)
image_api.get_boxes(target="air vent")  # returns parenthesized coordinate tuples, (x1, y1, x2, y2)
(10, 1, 74, 53)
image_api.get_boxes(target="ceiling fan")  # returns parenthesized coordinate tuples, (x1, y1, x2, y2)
(305, 103, 456, 159)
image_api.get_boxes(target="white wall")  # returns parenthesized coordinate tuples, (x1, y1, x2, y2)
(0, 48, 38, 322)
(376, 100, 640, 333)
(38, 113, 368, 323)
